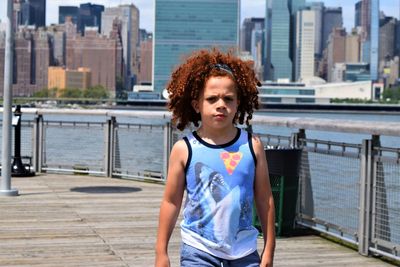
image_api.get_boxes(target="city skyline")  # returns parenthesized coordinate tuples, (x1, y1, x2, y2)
(0, 0, 398, 32)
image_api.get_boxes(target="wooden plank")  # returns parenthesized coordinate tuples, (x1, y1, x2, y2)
(0, 174, 393, 266)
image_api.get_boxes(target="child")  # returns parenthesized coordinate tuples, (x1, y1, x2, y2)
(155, 48, 275, 267)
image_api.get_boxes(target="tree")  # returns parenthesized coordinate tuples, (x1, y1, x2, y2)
(32, 88, 58, 98)
(382, 86, 400, 101)
(83, 85, 109, 99)
(59, 88, 83, 98)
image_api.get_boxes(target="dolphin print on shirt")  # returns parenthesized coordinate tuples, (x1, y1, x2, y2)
(184, 162, 243, 250)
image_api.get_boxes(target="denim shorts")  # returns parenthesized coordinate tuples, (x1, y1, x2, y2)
(180, 242, 260, 267)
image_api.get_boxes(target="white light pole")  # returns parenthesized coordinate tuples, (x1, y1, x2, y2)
(1, 0, 18, 196)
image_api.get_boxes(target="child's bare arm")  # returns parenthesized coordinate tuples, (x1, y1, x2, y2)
(253, 135, 276, 267)
(155, 140, 187, 267)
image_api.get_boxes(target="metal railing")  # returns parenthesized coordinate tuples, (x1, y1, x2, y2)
(0, 108, 399, 262)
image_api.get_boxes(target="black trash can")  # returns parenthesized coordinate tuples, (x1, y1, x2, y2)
(253, 147, 302, 237)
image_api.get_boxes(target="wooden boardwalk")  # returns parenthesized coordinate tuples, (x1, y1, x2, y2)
(0, 174, 393, 267)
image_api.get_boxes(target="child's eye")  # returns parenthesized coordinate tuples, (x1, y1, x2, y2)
(206, 97, 217, 103)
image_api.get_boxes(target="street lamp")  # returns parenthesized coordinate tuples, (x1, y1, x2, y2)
(0, 0, 18, 196)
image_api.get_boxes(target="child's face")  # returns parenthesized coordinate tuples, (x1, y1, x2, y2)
(192, 75, 239, 130)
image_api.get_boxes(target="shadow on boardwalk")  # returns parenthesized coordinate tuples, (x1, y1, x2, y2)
(0, 174, 393, 267)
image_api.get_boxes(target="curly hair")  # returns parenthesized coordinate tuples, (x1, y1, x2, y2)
(167, 48, 260, 131)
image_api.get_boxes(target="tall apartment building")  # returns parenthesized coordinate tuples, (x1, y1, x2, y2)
(295, 9, 316, 81)
(102, 4, 140, 89)
(327, 28, 346, 82)
(66, 28, 122, 94)
(34, 29, 50, 90)
(322, 7, 343, 53)
(59, 6, 79, 25)
(78, 3, 104, 34)
(47, 24, 67, 66)
(379, 17, 396, 63)
(355, 0, 371, 40)
(138, 38, 153, 84)
(153, 0, 239, 93)
(345, 33, 361, 63)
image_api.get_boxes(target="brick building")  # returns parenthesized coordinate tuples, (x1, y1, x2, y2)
(66, 27, 122, 94)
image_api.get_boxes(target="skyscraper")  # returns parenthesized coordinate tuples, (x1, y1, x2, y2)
(78, 3, 104, 34)
(355, 1, 362, 28)
(295, 9, 316, 81)
(102, 4, 140, 89)
(59, 6, 79, 25)
(307, 2, 324, 57)
(265, 0, 306, 81)
(153, 0, 239, 93)
(396, 20, 400, 57)
(326, 28, 346, 82)
(379, 16, 396, 62)
(16, 0, 46, 28)
(265, 0, 291, 81)
(322, 7, 343, 53)
(240, 18, 265, 53)
(370, 0, 379, 80)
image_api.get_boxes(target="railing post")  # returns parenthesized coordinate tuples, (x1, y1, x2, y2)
(32, 114, 44, 173)
(163, 121, 173, 181)
(296, 129, 315, 223)
(358, 139, 373, 256)
(104, 116, 116, 178)
(371, 135, 391, 244)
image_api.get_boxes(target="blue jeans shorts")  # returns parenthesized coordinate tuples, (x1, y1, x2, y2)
(180, 242, 261, 267)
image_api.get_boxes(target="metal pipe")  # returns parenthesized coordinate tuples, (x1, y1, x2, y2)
(0, 0, 18, 196)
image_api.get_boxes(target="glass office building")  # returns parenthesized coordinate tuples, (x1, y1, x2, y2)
(20, 0, 46, 28)
(265, 0, 305, 81)
(369, 0, 379, 81)
(266, 0, 292, 81)
(153, 0, 239, 93)
(59, 6, 79, 25)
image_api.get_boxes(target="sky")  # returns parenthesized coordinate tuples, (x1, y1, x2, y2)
(0, 0, 399, 32)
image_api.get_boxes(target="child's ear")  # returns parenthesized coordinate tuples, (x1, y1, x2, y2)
(191, 100, 199, 113)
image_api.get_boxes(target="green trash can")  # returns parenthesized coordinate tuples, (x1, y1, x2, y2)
(253, 147, 302, 237)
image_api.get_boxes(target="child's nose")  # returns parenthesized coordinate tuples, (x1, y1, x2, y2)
(216, 98, 227, 108)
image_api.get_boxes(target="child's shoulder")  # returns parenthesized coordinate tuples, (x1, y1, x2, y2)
(173, 139, 189, 151)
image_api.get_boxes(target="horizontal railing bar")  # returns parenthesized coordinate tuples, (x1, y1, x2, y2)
(302, 147, 360, 158)
(298, 215, 358, 238)
(373, 156, 400, 164)
(299, 138, 361, 149)
(42, 167, 105, 175)
(373, 146, 400, 153)
(112, 172, 165, 182)
(252, 115, 400, 137)
(1, 107, 399, 136)
(369, 247, 400, 262)
(44, 120, 106, 126)
(297, 221, 358, 246)
(117, 123, 164, 129)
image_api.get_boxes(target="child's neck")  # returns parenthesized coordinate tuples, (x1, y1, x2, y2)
(196, 125, 237, 145)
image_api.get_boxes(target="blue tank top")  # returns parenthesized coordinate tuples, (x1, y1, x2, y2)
(180, 128, 259, 260)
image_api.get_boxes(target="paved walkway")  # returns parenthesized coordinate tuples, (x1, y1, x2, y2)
(0, 174, 394, 266)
